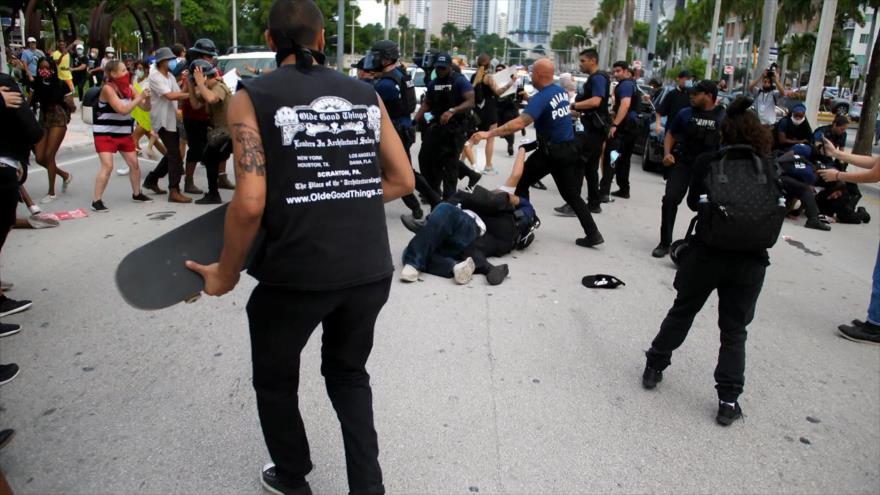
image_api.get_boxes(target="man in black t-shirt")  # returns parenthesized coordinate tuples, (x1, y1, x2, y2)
(776, 103, 813, 156)
(186, 1, 414, 493)
(655, 70, 693, 136)
(70, 45, 89, 100)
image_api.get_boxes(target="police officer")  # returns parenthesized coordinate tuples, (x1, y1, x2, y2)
(655, 70, 694, 136)
(652, 80, 724, 257)
(352, 57, 374, 83)
(471, 59, 604, 247)
(602, 61, 638, 200)
(570, 48, 609, 213)
(185, 1, 414, 492)
(368, 40, 440, 218)
(414, 52, 475, 199)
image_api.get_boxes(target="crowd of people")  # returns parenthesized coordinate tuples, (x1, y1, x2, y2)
(1, 0, 879, 491)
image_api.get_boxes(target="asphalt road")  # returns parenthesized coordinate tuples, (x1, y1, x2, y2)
(1, 131, 879, 495)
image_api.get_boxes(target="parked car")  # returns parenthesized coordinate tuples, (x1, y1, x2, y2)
(216, 51, 276, 81)
(406, 66, 427, 104)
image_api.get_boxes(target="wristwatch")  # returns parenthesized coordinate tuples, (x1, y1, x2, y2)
(447, 108, 456, 114)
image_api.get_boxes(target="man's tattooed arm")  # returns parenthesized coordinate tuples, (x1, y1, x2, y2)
(232, 123, 266, 176)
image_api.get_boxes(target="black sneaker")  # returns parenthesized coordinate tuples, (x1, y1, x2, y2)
(261, 463, 312, 495)
(611, 189, 630, 199)
(400, 214, 426, 234)
(838, 321, 880, 345)
(0, 296, 32, 318)
(0, 363, 20, 386)
(195, 193, 223, 205)
(554, 204, 576, 217)
(0, 323, 21, 338)
(411, 207, 424, 220)
(599, 194, 614, 203)
(91, 200, 110, 212)
(588, 203, 602, 214)
(857, 206, 871, 224)
(575, 232, 604, 248)
(486, 264, 509, 286)
(0, 429, 14, 451)
(642, 365, 663, 389)
(519, 139, 538, 153)
(716, 401, 743, 426)
(132, 192, 153, 203)
(532, 180, 548, 190)
(651, 244, 669, 258)
(507, 141, 514, 156)
(805, 217, 831, 231)
(466, 172, 481, 191)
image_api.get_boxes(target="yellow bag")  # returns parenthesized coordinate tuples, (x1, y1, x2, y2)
(131, 81, 152, 132)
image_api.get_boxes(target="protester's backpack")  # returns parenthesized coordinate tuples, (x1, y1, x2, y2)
(81, 86, 101, 125)
(696, 145, 787, 251)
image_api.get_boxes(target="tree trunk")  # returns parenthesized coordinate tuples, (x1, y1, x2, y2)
(384, 1, 391, 40)
(854, 30, 880, 155)
(613, 11, 627, 63)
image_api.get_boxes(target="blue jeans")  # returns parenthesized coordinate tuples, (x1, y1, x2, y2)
(869, 242, 880, 325)
(402, 203, 478, 277)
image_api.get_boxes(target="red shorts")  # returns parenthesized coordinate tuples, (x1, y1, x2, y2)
(94, 134, 136, 154)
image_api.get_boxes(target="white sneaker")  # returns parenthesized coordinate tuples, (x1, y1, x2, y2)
(453, 257, 476, 285)
(28, 204, 42, 215)
(39, 194, 57, 204)
(116, 167, 130, 176)
(27, 213, 60, 229)
(400, 264, 420, 283)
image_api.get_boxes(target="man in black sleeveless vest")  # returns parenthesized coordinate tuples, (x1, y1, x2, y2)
(571, 48, 609, 213)
(652, 80, 724, 258)
(186, 1, 414, 493)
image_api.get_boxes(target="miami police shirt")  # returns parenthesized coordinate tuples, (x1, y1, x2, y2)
(523, 84, 575, 144)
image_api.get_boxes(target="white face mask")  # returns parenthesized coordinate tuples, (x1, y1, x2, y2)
(135, 69, 145, 80)
(792, 116, 805, 126)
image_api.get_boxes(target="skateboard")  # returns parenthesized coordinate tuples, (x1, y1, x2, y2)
(115, 204, 259, 310)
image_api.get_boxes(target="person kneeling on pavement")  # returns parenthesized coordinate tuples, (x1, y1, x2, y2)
(776, 151, 832, 231)
(400, 143, 540, 285)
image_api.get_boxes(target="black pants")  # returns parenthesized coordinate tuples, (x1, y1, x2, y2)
(577, 129, 605, 206)
(601, 131, 635, 195)
(420, 124, 466, 199)
(202, 136, 233, 195)
(184, 119, 210, 164)
(515, 144, 600, 238)
(659, 160, 692, 247)
(247, 277, 391, 495)
(146, 128, 184, 189)
(779, 175, 819, 220)
(0, 166, 18, 256)
(646, 244, 767, 403)
(73, 76, 87, 100)
(399, 125, 441, 212)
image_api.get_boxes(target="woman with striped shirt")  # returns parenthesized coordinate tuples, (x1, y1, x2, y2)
(91, 60, 153, 211)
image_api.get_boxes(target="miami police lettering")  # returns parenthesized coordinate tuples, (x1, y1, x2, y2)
(273, 96, 383, 205)
(549, 91, 569, 120)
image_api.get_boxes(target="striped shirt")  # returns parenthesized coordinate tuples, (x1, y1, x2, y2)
(93, 98, 134, 136)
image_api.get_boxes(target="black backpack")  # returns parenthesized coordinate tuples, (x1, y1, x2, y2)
(381, 67, 417, 116)
(696, 145, 787, 251)
(81, 85, 102, 125)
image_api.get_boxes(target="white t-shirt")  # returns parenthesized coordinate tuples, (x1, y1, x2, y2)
(149, 69, 180, 132)
(751, 88, 779, 126)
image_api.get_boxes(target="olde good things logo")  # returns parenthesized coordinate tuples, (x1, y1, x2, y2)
(275, 96, 381, 146)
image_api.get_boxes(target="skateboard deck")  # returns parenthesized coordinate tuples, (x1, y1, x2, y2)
(115, 204, 258, 310)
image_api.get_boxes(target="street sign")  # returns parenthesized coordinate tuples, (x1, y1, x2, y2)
(851, 65, 861, 80)
(724, 65, 734, 75)
(632, 60, 642, 70)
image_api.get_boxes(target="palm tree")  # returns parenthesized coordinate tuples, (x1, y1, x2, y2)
(441, 21, 458, 50)
(397, 14, 410, 58)
(375, 0, 401, 40)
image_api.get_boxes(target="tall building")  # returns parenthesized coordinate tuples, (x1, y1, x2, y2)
(429, 0, 475, 40)
(402, 0, 429, 30)
(844, 7, 880, 69)
(634, 0, 651, 22)
(497, 12, 509, 39)
(473, 0, 500, 37)
(509, 0, 551, 46)
(548, 0, 599, 39)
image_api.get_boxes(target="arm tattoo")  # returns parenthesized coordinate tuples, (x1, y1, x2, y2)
(232, 123, 266, 176)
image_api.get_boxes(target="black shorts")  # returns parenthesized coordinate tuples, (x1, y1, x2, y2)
(183, 119, 210, 163)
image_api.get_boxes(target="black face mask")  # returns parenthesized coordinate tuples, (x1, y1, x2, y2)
(274, 40, 327, 69)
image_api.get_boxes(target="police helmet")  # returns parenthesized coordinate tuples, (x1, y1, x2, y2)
(189, 59, 218, 80)
(669, 239, 691, 267)
(190, 38, 218, 58)
(370, 40, 400, 63)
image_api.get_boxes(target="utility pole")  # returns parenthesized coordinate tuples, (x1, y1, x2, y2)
(705, 0, 721, 80)
(805, 0, 838, 122)
(231, 0, 238, 52)
(753, 0, 778, 80)
(173, 0, 181, 42)
(861, 6, 879, 99)
(337, 0, 345, 72)
(645, 0, 660, 78)
(349, 18, 356, 57)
